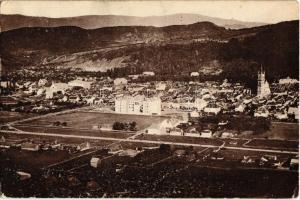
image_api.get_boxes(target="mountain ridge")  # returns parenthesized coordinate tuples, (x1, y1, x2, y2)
(0, 13, 267, 31)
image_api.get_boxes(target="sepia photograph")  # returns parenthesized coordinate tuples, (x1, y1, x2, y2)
(0, 0, 299, 198)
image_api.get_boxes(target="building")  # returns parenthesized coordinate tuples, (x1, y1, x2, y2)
(156, 82, 166, 91)
(190, 72, 200, 77)
(68, 79, 92, 89)
(257, 67, 271, 98)
(204, 106, 221, 115)
(288, 107, 299, 120)
(115, 95, 161, 115)
(279, 77, 299, 85)
(147, 118, 180, 135)
(115, 96, 130, 113)
(45, 82, 69, 99)
(114, 78, 128, 86)
(143, 71, 155, 76)
(142, 97, 161, 115)
(194, 98, 208, 111)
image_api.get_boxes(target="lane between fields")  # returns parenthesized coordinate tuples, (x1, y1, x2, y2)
(1, 130, 298, 155)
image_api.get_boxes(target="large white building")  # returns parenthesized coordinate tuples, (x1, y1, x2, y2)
(257, 67, 271, 98)
(142, 97, 161, 115)
(115, 95, 161, 115)
(68, 79, 92, 89)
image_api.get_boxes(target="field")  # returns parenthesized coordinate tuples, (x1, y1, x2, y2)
(0, 111, 38, 124)
(259, 122, 299, 140)
(14, 125, 135, 139)
(0, 148, 72, 172)
(245, 138, 299, 151)
(19, 111, 168, 131)
(1, 147, 298, 198)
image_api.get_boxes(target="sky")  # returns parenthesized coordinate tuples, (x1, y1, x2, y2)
(1, 0, 299, 23)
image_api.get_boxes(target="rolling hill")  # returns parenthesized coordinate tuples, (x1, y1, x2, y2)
(0, 20, 298, 85)
(0, 13, 266, 32)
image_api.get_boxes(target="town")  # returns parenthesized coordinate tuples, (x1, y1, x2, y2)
(0, 63, 299, 197)
(0, 1, 299, 197)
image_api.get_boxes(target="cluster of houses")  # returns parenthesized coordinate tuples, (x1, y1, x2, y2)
(1, 68, 299, 121)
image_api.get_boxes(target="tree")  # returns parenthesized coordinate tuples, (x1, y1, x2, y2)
(112, 122, 125, 130)
(129, 121, 137, 131)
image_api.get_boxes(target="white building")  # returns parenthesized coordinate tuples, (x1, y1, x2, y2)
(194, 98, 208, 111)
(204, 106, 221, 115)
(279, 77, 299, 85)
(142, 97, 161, 115)
(115, 95, 161, 115)
(68, 79, 92, 89)
(50, 82, 69, 94)
(257, 67, 271, 98)
(235, 104, 246, 113)
(143, 71, 155, 76)
(146, 118, 180, 135)
(156, 82, 166, 91)
(38, 79, 48, 87)
(190, 72, 200, 77)
(114, 78, 128, 86)
(254, 107, 269, 118)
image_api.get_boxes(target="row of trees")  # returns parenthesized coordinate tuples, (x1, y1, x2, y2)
(112, 121, 137, 131)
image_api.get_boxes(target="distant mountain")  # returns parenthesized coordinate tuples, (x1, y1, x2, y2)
(0, 13, 267, 31)
(0, 20, 298, 85)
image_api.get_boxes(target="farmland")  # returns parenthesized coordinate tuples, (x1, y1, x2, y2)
(0, 111, 38, 124)
(18, 111, 168, 131)
(259, 122, 299, 140)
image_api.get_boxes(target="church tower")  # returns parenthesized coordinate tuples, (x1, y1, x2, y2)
(257, 65, 271, 98)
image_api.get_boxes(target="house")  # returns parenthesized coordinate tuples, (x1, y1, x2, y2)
(194, 98, 208, 111)
(235, 104, 246, 113)
(143, 71, 155, 76)
(221, 131, 235, 138)
(38, 79, 48, 87)
(156, 82, 166, 91)
(190, 72, 200, 77)
(90, 157, 101, 168)
(170, 128, 184, 136)
(185, 128, 200, 137)
(190, 111, 200, 118)
(204, 106, 221, 115)
(68, 79, 92, 89)
(36, 88, 45, 96)
(147, 118, 181, 135)
(114, 78, 128, 86)
(279, 77, 299, 85)
(274, 112, 288, 120)
(118, 149, 142, 158)
(21, 142, 40, 151)
(254, 107, 269, 118)
(288, 107, 299, 120)
(200, 129, 213, 138)
(50, 82, 69, 94)
(17, 171, 31, 181)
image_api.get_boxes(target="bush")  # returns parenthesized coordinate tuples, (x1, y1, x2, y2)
(112, 122, 125, 130)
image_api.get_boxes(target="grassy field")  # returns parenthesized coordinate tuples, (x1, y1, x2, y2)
(259, 122, 299, 140)
(0, 111, 38, 124)
(246, 138, 298, 151)
(19, 111, 168, 131)
(14, 125, 135, 139)
(0, 148, 72, 172)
